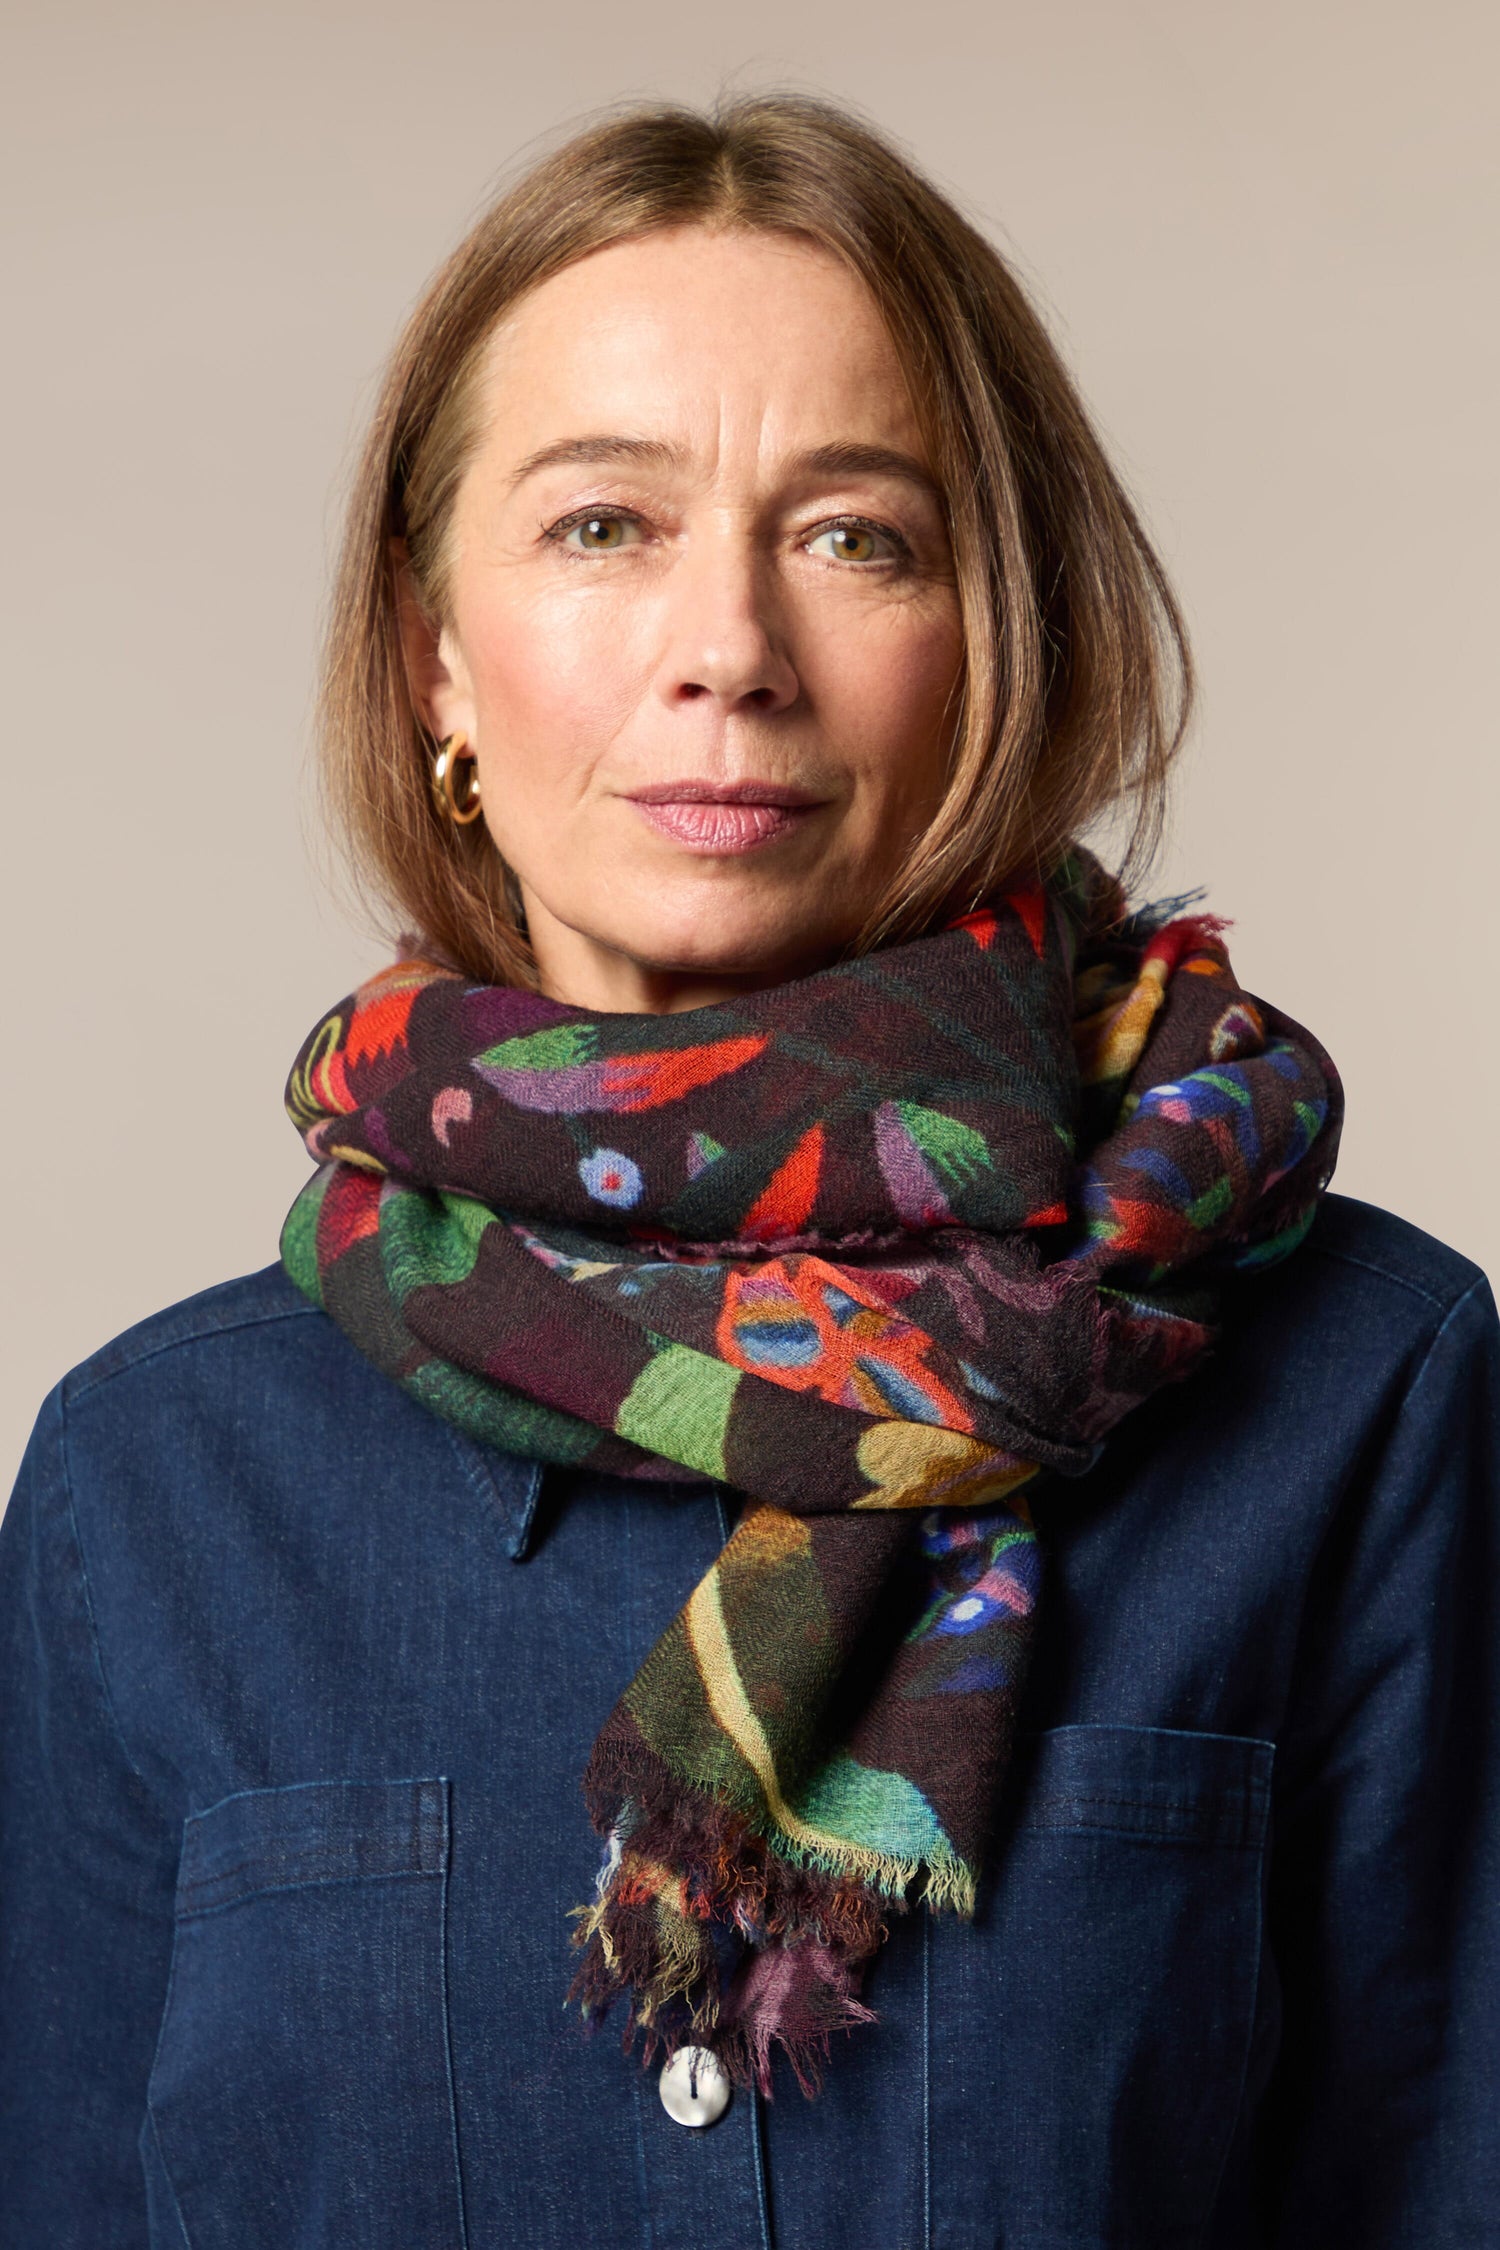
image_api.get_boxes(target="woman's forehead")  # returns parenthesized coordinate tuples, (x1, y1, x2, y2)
(468, 226, 929, 478)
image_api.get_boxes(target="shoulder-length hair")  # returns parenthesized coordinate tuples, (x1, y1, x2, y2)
(322, 94, 1191, 987)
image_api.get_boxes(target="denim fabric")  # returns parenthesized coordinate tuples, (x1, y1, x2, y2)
(2, 1192, 1497, 2248)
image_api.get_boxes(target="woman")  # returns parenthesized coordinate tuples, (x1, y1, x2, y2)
(2, 95, 1496, 2250)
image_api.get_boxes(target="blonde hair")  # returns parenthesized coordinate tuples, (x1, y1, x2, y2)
(321, 94, 1192, 986)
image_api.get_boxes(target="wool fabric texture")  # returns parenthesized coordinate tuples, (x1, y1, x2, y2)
(280, 846, 1342, 2098)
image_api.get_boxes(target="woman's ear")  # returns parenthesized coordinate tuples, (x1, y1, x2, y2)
(390, 537, 474, 742)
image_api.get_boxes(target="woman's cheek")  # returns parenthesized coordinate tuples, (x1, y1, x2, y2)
(811, 607, 959, 806)
(471, 588, 648, 772)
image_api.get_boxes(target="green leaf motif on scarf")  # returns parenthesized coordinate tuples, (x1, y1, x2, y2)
(475, 1024, 596, 1072)
(280, 1171, 332, 1305)
(616, 1340, 740, 1479)
(894, 1103, 993, 1187)
(381, 1184, 498, 1297)
(789, 1751, 947, 1862)
(1186, 1174, 1234, 1230)
(410, 1359, 597, 1462)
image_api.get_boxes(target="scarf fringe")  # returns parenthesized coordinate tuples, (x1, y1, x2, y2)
(580, 1727, 979, 1914)
(566, 1746, 976, 2098)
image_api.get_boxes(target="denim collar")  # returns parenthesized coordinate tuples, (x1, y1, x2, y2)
(441, 1429, 545, 1561)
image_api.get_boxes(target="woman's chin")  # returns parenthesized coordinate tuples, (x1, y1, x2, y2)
(552, 895, 847, 996)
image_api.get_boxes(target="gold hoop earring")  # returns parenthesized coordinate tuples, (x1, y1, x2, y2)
(432, 733, 483, 826)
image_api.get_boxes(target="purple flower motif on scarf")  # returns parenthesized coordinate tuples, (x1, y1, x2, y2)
(873, 1101, 954, 1227)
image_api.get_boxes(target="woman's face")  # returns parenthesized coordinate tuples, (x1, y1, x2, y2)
(405, 225, 964, 1012)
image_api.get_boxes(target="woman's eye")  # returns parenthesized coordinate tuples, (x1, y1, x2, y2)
(806, 522, 899, 564)
(558, 513, 640, 552)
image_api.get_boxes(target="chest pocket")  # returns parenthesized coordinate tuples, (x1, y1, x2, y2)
(143, 1777, 466, 2250)
(928, 1723, 1273, 2250)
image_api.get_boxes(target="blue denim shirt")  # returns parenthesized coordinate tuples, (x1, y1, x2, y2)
(2, 1192, 1498, 2249)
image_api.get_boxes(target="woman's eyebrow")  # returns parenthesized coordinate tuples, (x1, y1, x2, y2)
(507, 434, 941, 499)
(793, 442, 941, 500)
(508, 435, 681, 485)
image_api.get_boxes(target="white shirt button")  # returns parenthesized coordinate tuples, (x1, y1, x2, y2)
(658, 2043, 733, 2128)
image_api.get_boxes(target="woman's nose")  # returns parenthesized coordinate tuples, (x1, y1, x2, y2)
(652, 535, 800, 716)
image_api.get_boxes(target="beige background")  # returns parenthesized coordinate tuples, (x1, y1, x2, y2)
(3, 0, 1496, 1497)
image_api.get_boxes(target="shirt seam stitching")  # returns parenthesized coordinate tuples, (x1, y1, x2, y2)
(144, 2103, 195, 2248)
(1199, 1757, 1272, 2222)
(65, 1298, 320, 1409)
(57, 1388, 155, 1793)
(1398, 1273, 1491, 1395)
(1303, 1241, 1474, 1314)
(176, 1867, 441, 1919)
(436, 1783, 471, 2250)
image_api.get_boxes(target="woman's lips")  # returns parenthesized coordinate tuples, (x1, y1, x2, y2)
(625, 783, 825, 855)
(629, 798, 815, 852)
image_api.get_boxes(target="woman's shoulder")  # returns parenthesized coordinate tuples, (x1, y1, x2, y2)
(1269, 1191, 1496, 1398)
(1291, 1189, 1493, 1349)
(1203, 1193, 1498, 1527)
(20, 1262, 421, 1508)
(1217, 1192, 1496, 1445)
(57, 1262, 324, 1405)
(1300, 1190, 1489, 1312)
(15, 1257, 534, 1571)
